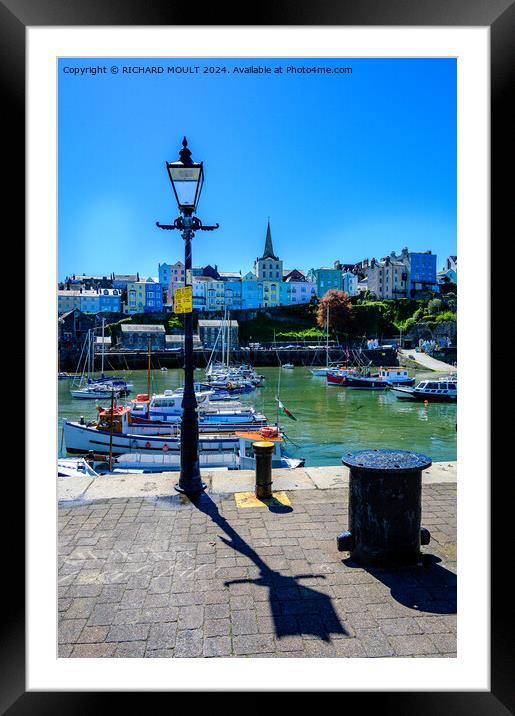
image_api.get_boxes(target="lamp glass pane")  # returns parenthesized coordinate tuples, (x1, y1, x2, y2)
(169, 165, 202, 208)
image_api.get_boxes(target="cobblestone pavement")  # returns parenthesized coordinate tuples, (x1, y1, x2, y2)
(58, 485, 457, 658)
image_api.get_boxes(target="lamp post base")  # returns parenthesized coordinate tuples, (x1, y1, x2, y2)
(175, 479, 207, 495)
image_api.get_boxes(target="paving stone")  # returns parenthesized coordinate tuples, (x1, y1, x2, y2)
(232, 634, 275, 655)
(388, 634, 438, 656)
(115, 641, 147, 657)
(205, 618, 232, 637)
(204, 636, 232, 657)
(59, 619, 87, 644)
(231, 610, 259, 635)
(147, 623, 178, 650)
(71, 642, 116, 658)
(377, 617, 423, 636)
(178, 605, 204, 630)
(106, 624, 150, 642)
(77, 626, 109, 643)
(175, 629, 203, 657)
(358, 628, 395, 658)
(430, 632, 457, 654)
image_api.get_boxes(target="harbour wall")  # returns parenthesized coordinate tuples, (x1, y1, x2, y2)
(58, 460, 457, 502)
(59, 347, 399, 372)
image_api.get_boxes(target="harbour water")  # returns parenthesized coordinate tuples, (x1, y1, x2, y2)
(58, 366, 457, 466)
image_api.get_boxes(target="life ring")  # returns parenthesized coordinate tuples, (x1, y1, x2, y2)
(145, 441, 151, 449)
(163, 443, 169, 451)
(259, 426, 279, 438)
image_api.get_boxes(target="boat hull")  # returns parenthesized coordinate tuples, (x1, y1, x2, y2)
(392, 387, 457, 402)
(346, 377, 389, 389)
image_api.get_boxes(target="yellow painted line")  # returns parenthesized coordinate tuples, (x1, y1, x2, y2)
(234, 491, 291, 508)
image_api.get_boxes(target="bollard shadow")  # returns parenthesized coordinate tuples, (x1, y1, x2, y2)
(191, 492, 347, 641)
(343, 554, 457, 615)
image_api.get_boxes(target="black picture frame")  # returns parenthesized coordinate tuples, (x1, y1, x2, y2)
(5, 0, 511, 710)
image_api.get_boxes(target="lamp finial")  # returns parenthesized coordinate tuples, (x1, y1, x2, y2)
(179, 137, 192, 165)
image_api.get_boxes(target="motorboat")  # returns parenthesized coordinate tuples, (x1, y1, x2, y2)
(282, 364, 294, 369)
(345, 374, 390, 390)
(377, 368, 415, 386)
(392, 376, 457, 402)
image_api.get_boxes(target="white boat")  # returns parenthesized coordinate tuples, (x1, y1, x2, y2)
(62, 411, 304, 470)
(70, 384, 124, 400)
(392, 376, 457, 402)
(310, 367, 334, 376)
(70, 326, 132, 398)
(57, 457, 100, 477)
(282, 364, 294, 369)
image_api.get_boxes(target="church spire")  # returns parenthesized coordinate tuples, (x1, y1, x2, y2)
(261, 219, 278, 260)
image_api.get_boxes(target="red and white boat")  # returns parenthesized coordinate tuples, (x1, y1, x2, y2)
(326, 368, 359, 385)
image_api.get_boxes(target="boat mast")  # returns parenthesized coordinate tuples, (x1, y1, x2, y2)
(101, 318, 105, 377)
(227, 309, 231, 369)
(108, 388, 115, 471)
(147, 337, 152, 398)
(326, 304, 329, 368)
(87, 330, 91, 382)
(221, 307, 226, 367)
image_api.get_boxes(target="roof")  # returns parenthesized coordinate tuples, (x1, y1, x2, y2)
(166, 334, 201, 343)
(219, 272, 242, 279)
(58, 290, 100, 298)
(198, 320, 239, 328)
(121, 324, 165, 333)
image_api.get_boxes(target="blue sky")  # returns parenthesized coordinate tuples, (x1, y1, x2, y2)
(58, 58, 456, 280)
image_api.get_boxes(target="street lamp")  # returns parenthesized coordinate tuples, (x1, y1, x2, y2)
(157, 137, 219, 494)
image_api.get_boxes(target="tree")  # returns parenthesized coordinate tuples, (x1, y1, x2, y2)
(317, 290, 353, 333)
(427, 298, 443, 315)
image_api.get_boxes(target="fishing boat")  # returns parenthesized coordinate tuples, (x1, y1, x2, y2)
(378, 368, 415, 385)
(62, 408, 303, 469)
(63, 394, 270, 453)
(345, 374, 391, 390)
(392, 376, 457, 402)
(326, 368, 359, 385)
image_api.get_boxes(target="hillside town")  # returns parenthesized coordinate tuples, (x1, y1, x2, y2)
(58, 220, 456, 317)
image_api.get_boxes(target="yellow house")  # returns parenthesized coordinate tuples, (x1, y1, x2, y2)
(262, 280, 281, 308)
(126, 281, 146, 315)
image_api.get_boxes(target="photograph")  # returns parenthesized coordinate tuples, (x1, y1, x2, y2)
(56, 56, 459, 660)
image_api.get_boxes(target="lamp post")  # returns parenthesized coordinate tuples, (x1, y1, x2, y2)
(157, 137, 219, 494)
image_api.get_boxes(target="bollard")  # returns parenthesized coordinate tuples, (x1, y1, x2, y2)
(337, 449, 432, 566)
(252, 441, 274, 499)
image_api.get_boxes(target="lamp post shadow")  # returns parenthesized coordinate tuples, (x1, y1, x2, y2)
(191, 492, 348, 641)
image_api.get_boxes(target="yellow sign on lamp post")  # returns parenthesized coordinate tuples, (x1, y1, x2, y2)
(174, 285, 193, 314)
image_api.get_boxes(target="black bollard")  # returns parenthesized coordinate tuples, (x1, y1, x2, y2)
(252, 441, 274, 499)
(337, 449, 432, 566)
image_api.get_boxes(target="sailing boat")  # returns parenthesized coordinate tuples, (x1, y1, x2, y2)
(70, 323, 132, 399)
(310, 304, 333, 375)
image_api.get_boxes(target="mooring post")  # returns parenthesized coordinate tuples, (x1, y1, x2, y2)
(337, 449, 432, 566)
(252, 441, 274, 499)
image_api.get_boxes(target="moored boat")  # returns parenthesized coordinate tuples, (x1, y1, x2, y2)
(392, 376, 457, 402)
(345, 374, 390, 390)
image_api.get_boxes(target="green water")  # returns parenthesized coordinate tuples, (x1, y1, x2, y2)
(58, 366, 457, 465)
